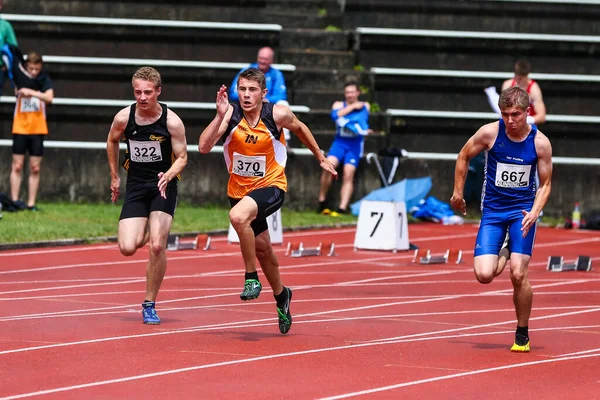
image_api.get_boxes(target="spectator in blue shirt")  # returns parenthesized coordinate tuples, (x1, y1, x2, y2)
(0, 0, 19, 91)
(229, 47, 291, 145)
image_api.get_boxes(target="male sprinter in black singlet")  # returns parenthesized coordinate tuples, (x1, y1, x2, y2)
(107, 66, 187, 324)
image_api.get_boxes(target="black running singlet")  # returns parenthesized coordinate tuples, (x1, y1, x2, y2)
(123, 103, 175, 187)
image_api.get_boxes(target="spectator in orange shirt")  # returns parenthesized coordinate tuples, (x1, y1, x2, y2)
(10, 52, 54, 211)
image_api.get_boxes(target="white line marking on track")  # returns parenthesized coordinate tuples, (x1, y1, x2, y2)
(3, 328, 600, 399)
(363, 307, 600, 344)
(0, 245, 117, 257)
(1, 234, 597, 277)
(318, 353, 600, 399)
(553, 347, 600, 357)
(0, 278, 145, 295)
(1, 272, 594, 321)
(0, 228, 360, 257)
(2, 279, 599, 351)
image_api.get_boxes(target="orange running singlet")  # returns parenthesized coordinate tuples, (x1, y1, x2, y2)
(12, 93, 49, 134)
(223, 102, 288, 199)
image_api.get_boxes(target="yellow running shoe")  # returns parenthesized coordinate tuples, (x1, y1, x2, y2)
(329, 211, 341, 217)
(510, 334, 530, 353)
(320, 208, 331, 215)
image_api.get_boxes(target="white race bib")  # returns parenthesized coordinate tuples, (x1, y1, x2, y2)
(129, 140, 162, 163)
(495, 162, 531, 188)
(232, 152, 266, 178)
(20, 97, 41, 113)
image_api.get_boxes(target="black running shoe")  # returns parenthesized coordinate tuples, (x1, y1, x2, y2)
(240, 279, 262, 301)
(276, 287, 293, 334)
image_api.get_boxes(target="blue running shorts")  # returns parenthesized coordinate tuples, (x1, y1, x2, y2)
(474, 209, 537, 256)
(327, 139, 362, 168)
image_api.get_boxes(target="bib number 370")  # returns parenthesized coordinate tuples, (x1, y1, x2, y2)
(232, 152, 266, 178)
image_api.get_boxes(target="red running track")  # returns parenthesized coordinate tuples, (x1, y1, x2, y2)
(0, 223, 599, 399)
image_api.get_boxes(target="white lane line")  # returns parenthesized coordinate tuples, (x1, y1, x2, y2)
(2, 234, 596, 277)
(0, 244, 117, 257)
(0, 277, 149, 284)
(363, 307, 600, 344)
(553, 347, 600, 357)
(3, 329, 600, 400)
(318, 353, 600, 400)
(0, 228, 361, 257)
(2, 285, 598, 354)
(0, 278, 146, 296)
(0, 273, 593, 321)
(4, 286, 599, 303)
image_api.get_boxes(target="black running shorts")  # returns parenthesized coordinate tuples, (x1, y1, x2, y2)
(12, 134, 44, 156)
(119, 183, 178, 220)
(229, 186, 285, 236)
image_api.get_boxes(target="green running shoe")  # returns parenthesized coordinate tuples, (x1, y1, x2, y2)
(240, 279, 262, 301)
(276, 287, 293, 334)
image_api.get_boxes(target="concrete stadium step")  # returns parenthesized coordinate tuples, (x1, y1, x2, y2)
(343, 0, 600, 36)
(386, 113, 600, 157)
(12, 22, 277, 63)
(292, 89, 344, 110)
(7, 0, 341, 28)
(372, 74, 600, 116)
(0, 103, 218, 144)
(281, 29, 350, 52)
(262, 10, 342, 30)
(358, 34, 599, 75)
(293, 68, 369, 90)
(0, 62, 293, 104)
(280, 48, 355, 70)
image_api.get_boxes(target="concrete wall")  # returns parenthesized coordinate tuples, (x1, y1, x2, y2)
(1, 147, 597, 217)
(343, 0, 600, 35)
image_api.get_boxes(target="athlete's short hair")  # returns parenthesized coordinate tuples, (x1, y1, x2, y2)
(514, 59, 531, 77)
(238, 67, 266, 90)
(25, 52, 43, 66)
(132, 66, 162, 89)
(499, 87, 530, 111)
(344, 81, 360, 91)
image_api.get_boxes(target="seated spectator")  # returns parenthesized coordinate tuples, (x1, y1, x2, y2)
(317, 82, 372, 216)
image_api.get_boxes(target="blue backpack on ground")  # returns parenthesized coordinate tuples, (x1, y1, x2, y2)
(411, 196, 463, 225)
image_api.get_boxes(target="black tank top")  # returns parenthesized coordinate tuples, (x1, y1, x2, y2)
(123, 103, 175, 187)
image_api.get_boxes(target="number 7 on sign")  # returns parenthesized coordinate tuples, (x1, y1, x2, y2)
(354, 201, 410, 252)
(369, 212, 383, 237)
(369, 212, 404, 238)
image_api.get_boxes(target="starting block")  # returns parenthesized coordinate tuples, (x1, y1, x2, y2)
(413, 248, 463, 264)
(547, 255, 592, 272)
(167, 233, 211, 251)
(285, 241, 336, 257)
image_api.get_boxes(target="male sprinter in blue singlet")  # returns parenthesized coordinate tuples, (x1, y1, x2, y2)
(318, 82, 371, 216)
(451, 87, 553, 353)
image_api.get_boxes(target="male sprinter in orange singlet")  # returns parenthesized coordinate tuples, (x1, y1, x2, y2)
(199, 68, 337, 334)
